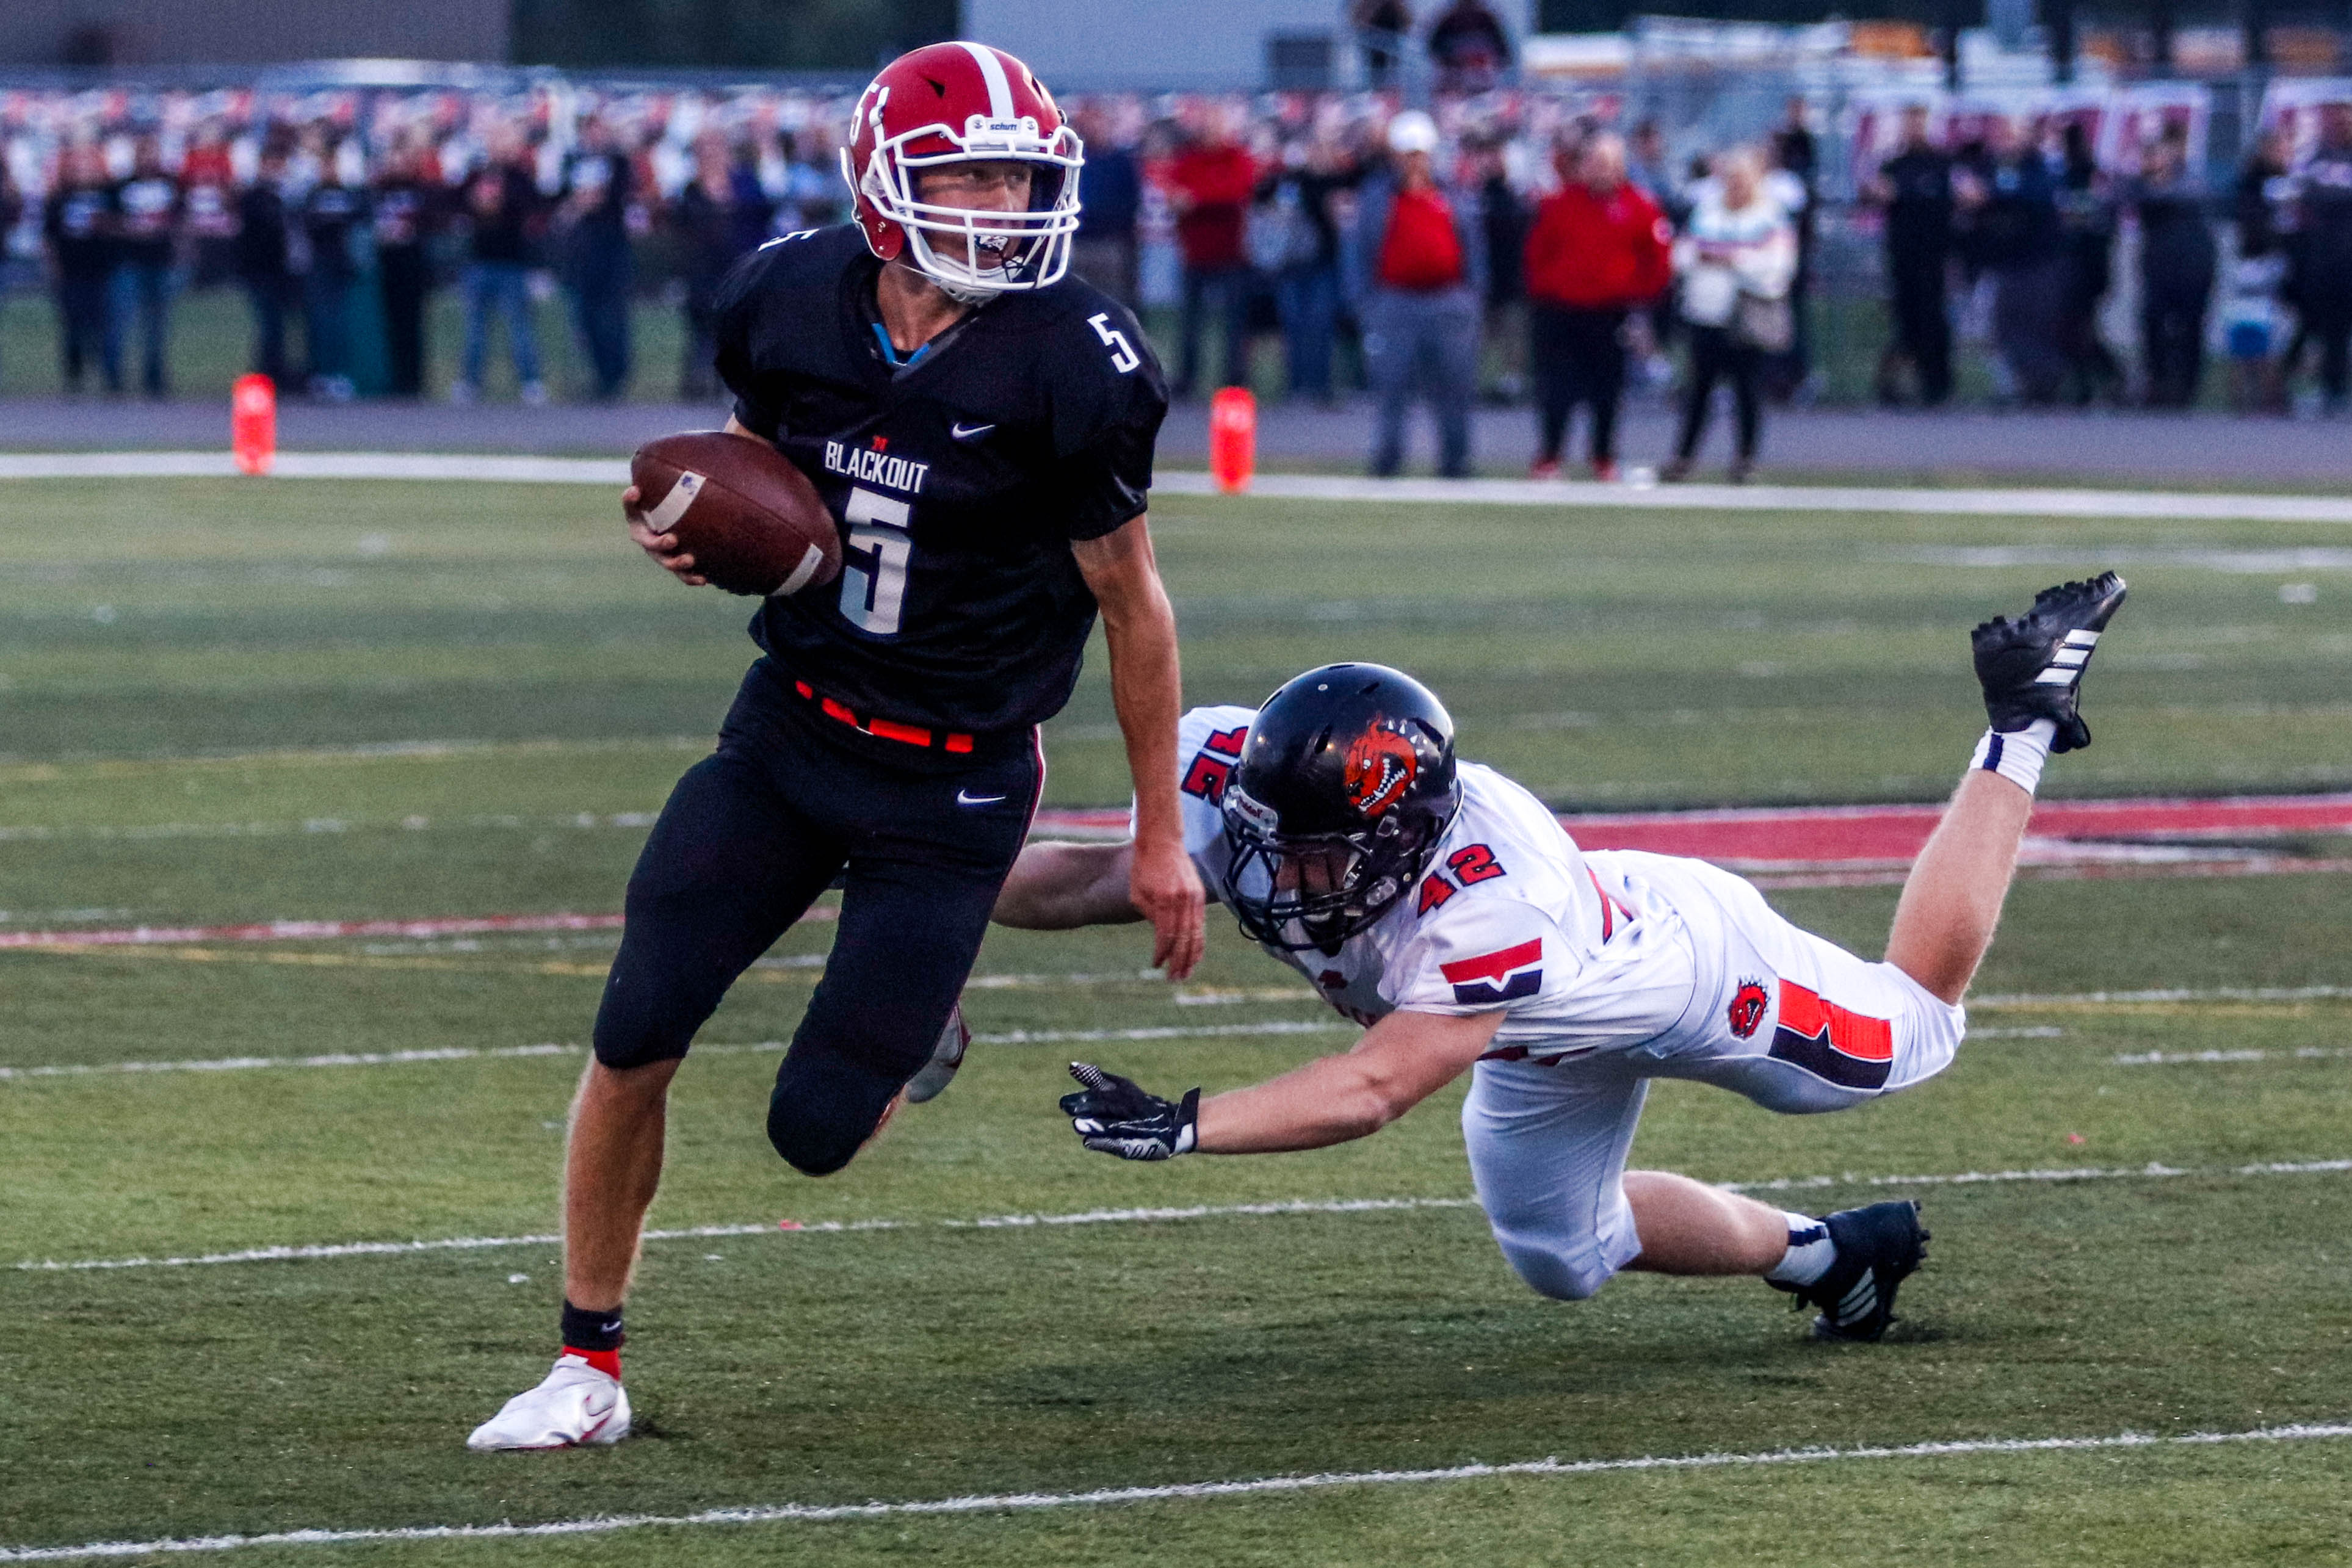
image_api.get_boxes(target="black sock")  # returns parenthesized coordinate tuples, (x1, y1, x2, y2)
(560, 1299, 625, 1352)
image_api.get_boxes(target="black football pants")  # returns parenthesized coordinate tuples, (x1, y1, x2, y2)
(593, 670, 1043, 1176)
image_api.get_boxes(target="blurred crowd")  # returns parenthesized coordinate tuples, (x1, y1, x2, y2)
(2, 102, 844, 403)
(1861, 99, 2352, 421)
(1, 68, 2348, 479)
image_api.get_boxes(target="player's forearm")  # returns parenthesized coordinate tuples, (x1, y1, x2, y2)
(1096, 553, 1186, 850)
(993, 841, 1143, 930)
(1195, 1009, 1502, 1154)
(1194, 1052, 1403, 1153)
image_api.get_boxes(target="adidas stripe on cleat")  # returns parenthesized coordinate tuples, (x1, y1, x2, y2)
(1770, 1199, 1929, 1343)
(1971, 572, 2127, 754)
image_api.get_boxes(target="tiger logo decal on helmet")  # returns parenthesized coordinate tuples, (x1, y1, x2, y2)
(1343, 724, 1419, 818)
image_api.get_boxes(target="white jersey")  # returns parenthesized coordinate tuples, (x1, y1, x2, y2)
(1165, 706, 1698, 1061)
(1154, 707, 1970, 1310)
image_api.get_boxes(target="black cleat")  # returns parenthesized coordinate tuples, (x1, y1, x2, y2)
(1771, 1199, 1929, 1342)
(1971, 573, 2128, 754)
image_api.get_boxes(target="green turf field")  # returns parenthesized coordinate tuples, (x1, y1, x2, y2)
(4, 478, 2352, 1564)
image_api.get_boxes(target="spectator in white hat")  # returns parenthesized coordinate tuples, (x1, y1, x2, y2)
(1348, 110, 1485, 478)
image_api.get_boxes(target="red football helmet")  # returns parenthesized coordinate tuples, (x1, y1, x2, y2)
(841, 41, 1084, 299)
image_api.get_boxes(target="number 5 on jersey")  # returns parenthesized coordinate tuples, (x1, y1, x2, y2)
(1088, 312, 1141, 374)
(840, 486, 910, 635)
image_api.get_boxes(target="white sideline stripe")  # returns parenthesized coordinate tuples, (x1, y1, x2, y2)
(4, 1423, 2348, 1561)
(0, 1021, 1346, 1083)
(0, 452, 631, 484)
(1151, 470, 2352, 526)
(19, 1157, 2352, 1276)
(6, 452, 2352, 526)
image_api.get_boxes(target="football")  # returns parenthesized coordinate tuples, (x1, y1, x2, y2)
(628, 431, 842, 598)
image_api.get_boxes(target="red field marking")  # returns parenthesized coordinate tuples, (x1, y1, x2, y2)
(1556, 792, 2352, 868)
(1037, 791, 2352, 871)
(7, 794, 2344, 951)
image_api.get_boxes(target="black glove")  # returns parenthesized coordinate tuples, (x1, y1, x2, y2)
(1060, 1061, 1201, 1160)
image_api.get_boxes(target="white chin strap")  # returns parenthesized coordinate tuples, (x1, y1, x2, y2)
(902, 258, 994, 306)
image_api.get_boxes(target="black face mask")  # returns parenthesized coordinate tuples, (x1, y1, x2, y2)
(1221, 809, 1437, 953)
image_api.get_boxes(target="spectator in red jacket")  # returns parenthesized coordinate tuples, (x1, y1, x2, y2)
(1349, 109, 1485, 477)
(1523, 133, 1672, 480)
(1165, 107, 1257, 397)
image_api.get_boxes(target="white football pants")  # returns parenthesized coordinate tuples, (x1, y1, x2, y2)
(1463, 850, 1967, 1301)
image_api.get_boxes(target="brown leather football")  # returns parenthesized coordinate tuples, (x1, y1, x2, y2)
(629, 431, 842, 598)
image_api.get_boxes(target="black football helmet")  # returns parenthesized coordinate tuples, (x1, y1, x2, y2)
(1220, 663, 1461, 952)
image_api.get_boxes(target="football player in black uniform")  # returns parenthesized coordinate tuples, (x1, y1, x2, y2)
(471, 42, 1204, 1449)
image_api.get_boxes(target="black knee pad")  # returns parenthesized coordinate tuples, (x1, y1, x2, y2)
(767, 1042, 903, 1177)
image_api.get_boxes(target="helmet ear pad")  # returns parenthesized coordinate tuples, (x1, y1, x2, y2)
(843, 145, 910, 262)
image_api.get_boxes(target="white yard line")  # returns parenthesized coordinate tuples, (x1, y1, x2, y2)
(18, 1157, 2352, 1276)
(7, 979, 2332, 1086)
(2115, 1046, 2352, 1066)
(29, 986, 2337, 1083)
(0, 1042, 581, 1080)
(1974, 983, 2352, 1008)
(6, 450, 2352, 524)
(13, 1198, 1482, 1273)
(0, 812, 662, 844)
(2, 1422, 2347, 1561)
(0, 1020, 1345, 1083)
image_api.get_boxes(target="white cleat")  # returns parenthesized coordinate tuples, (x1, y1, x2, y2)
(466, 1354, 631, 1450)
(903, 1002, 971, 1105)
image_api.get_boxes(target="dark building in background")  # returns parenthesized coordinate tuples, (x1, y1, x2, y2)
(0, 0, 504, 65)
(0, 0, 950, 69)
(509, 0, 955, 70)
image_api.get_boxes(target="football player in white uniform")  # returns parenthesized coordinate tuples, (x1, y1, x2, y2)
(997, 575, 2126, 1340)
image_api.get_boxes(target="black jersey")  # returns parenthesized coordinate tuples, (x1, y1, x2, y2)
(711, 225, 1169, 743)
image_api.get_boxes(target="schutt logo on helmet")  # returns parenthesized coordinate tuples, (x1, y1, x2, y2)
(1343, 724, 1419, 817)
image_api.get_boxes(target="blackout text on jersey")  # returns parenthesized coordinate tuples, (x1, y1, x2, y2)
(823, 439, 932, 496)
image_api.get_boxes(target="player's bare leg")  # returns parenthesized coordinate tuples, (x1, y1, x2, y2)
(466, 1058, 675, 1450)
(1625, 576, 2129, 1334)
(562, 1057, 681, 1311)
(1621, 1172, 1789, 1274)
(1883, 768, 2035, 1005)
(1886, 571, 2128, 1005)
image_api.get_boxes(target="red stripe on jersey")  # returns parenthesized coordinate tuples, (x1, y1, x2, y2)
(1587, 867, 1613, 941)
(1776, 980, 1894, 1061)
(1439, 938, 1544, 985)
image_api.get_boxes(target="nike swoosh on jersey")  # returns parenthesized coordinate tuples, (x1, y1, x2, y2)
(957, 790, 1009, 806)
(950, 422, 996, 440)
